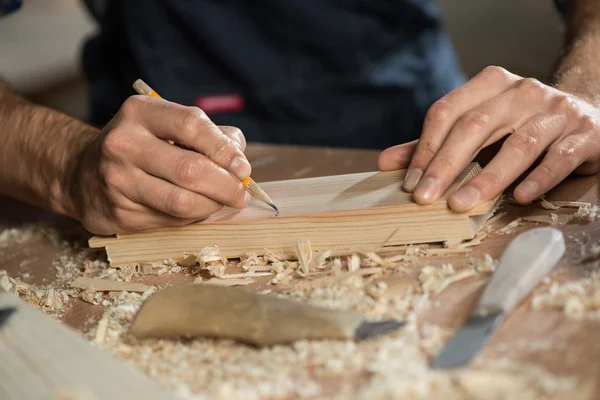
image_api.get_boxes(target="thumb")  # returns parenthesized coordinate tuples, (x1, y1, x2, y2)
(378, 140, 418, 171)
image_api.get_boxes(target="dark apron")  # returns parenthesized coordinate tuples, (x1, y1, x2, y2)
(83, 0, 465, 149)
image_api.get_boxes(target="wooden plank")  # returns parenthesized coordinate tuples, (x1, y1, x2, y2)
(89, 163, 500, 265)
(0, 289, 176, 400)
(70, 277, 151, 293)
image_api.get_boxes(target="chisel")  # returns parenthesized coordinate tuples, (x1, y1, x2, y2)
(0, 307, 16, 328)
(129, 284, 404, 346)
(430, 227, 565, 369)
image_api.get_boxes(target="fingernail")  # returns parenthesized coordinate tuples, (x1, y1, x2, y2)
(451, 185, 480, 210)
(414, 177, 439, 203)
(403, 168, 423, 192)
(518, 180, 539, 198)
(230, 157, 251, 179)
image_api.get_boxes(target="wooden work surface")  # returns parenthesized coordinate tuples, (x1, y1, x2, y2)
(1, 142, 600, 397)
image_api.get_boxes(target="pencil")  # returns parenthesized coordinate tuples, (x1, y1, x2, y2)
(132, 79, 279, 214)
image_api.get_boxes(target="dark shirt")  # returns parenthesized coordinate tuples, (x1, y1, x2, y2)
(83, 0, 465, 149)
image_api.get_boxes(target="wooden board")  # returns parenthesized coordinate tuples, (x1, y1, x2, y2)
(0, 289, 177, 400)
(89, 163, 499, 265)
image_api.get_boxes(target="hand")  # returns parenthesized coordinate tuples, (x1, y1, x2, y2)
(378, 66, 600, 211)
(67, 95, 250, 235)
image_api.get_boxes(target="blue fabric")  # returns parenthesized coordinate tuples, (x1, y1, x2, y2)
(83, 0, 466, 149)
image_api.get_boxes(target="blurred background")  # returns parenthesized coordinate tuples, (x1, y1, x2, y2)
(0, 0, 564, 123)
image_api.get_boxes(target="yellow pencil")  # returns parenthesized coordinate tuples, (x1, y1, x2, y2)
(132, 79, 279, 214)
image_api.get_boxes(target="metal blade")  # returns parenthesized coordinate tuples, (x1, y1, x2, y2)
(0, 307, 16, 328)
(430, 312, 504, 369)
(354, 319, 405, 340)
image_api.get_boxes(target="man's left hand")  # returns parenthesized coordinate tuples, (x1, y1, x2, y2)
(378, 66, 600, 211)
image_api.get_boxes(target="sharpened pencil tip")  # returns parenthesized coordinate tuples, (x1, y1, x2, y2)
(270, 203, 279, 215)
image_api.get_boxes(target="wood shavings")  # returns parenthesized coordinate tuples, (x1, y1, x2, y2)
(71, 277, 151, 293)
(574, 205, 600, 224)
(443, 239, 462, 249)
(313, 249, 332, 269)
(81, 287, 102, 305)
(196, 246, 228, 270)
(348, 253, 360, 272)
(541, 197, 590, 210)
(418, 264, 456, 294)
(469, 254, 497, 273)
(540, 197, 560, 210)
(202, 278, 255, 287)
(295, 240, 313, 276)
(485, 211, 508, 228)
(532, 271, 600, 320)
(94, 315, 110, 345)
(140, 264, 154, 275)
(496, 218, 523, 235)
(435, 270, 477, 294)
(522, 214, 558, 224)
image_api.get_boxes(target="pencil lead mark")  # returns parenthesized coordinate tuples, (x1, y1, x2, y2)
(270, 203, 279, 216)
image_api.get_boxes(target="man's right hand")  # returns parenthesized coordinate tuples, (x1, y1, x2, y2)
(67, 95, 251, 235)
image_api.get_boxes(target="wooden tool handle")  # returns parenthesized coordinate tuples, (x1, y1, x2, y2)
(130, 285, 365, 346)
(478, 227, 565, 314)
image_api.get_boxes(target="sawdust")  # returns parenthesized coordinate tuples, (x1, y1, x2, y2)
(532, 271, 600, 320)
(574, 205, 600, 224)
(85, 267, 576, 400)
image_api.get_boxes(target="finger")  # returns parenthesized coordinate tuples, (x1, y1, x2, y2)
(127, 170, 225, 220)
(448, 114, 567, 211)
(413, 78, 548, 204)
(132, 135, 248, 209)
(119, 96, 251, 179)
(404, 66, 520, 192)
(514, 133, 595, 203)
(219, 126, 247, 151)
(378, 140, 418, 171)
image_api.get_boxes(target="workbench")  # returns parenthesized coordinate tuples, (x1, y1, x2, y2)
(1, 143, 599, 399)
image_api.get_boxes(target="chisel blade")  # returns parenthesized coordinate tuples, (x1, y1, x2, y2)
(354, 319, 405, 341)
(430, 312, 504, 369)
(0, 307, 16, 328)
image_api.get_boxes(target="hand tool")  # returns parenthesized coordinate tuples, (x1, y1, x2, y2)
(129, 284, 404, 346)
(0, 306, 16, 328)
(132, 79, 279, 214)
(430, 227, 565, 369)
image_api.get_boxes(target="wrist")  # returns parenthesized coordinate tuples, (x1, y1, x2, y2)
(49, 126, 100, 220)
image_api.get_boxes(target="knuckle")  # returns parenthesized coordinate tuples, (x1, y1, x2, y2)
(473, 171, 502, 194)
(506, 131, 538, 154)
(425, 100, 452, 125)
(174, 155, 203, 184)
(551, 143, 578, 167)
(165, 188, 195, 217)
(458, 111, 489, 135)
(480, 65, 510, 81)
(556, 95, 577, 113)
(180, 107, 208, 139)
(102, 129, 130, 158)
(120, 95, 146, 117)
(213, 134, 238, 161)
(518, 78, 545, 98)
(103, 167, 123, 189)
(579, 115, 597, 132)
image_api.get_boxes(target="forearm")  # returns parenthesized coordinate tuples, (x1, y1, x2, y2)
(553, 0, 600, 105)
(0, 81, 99, 217)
